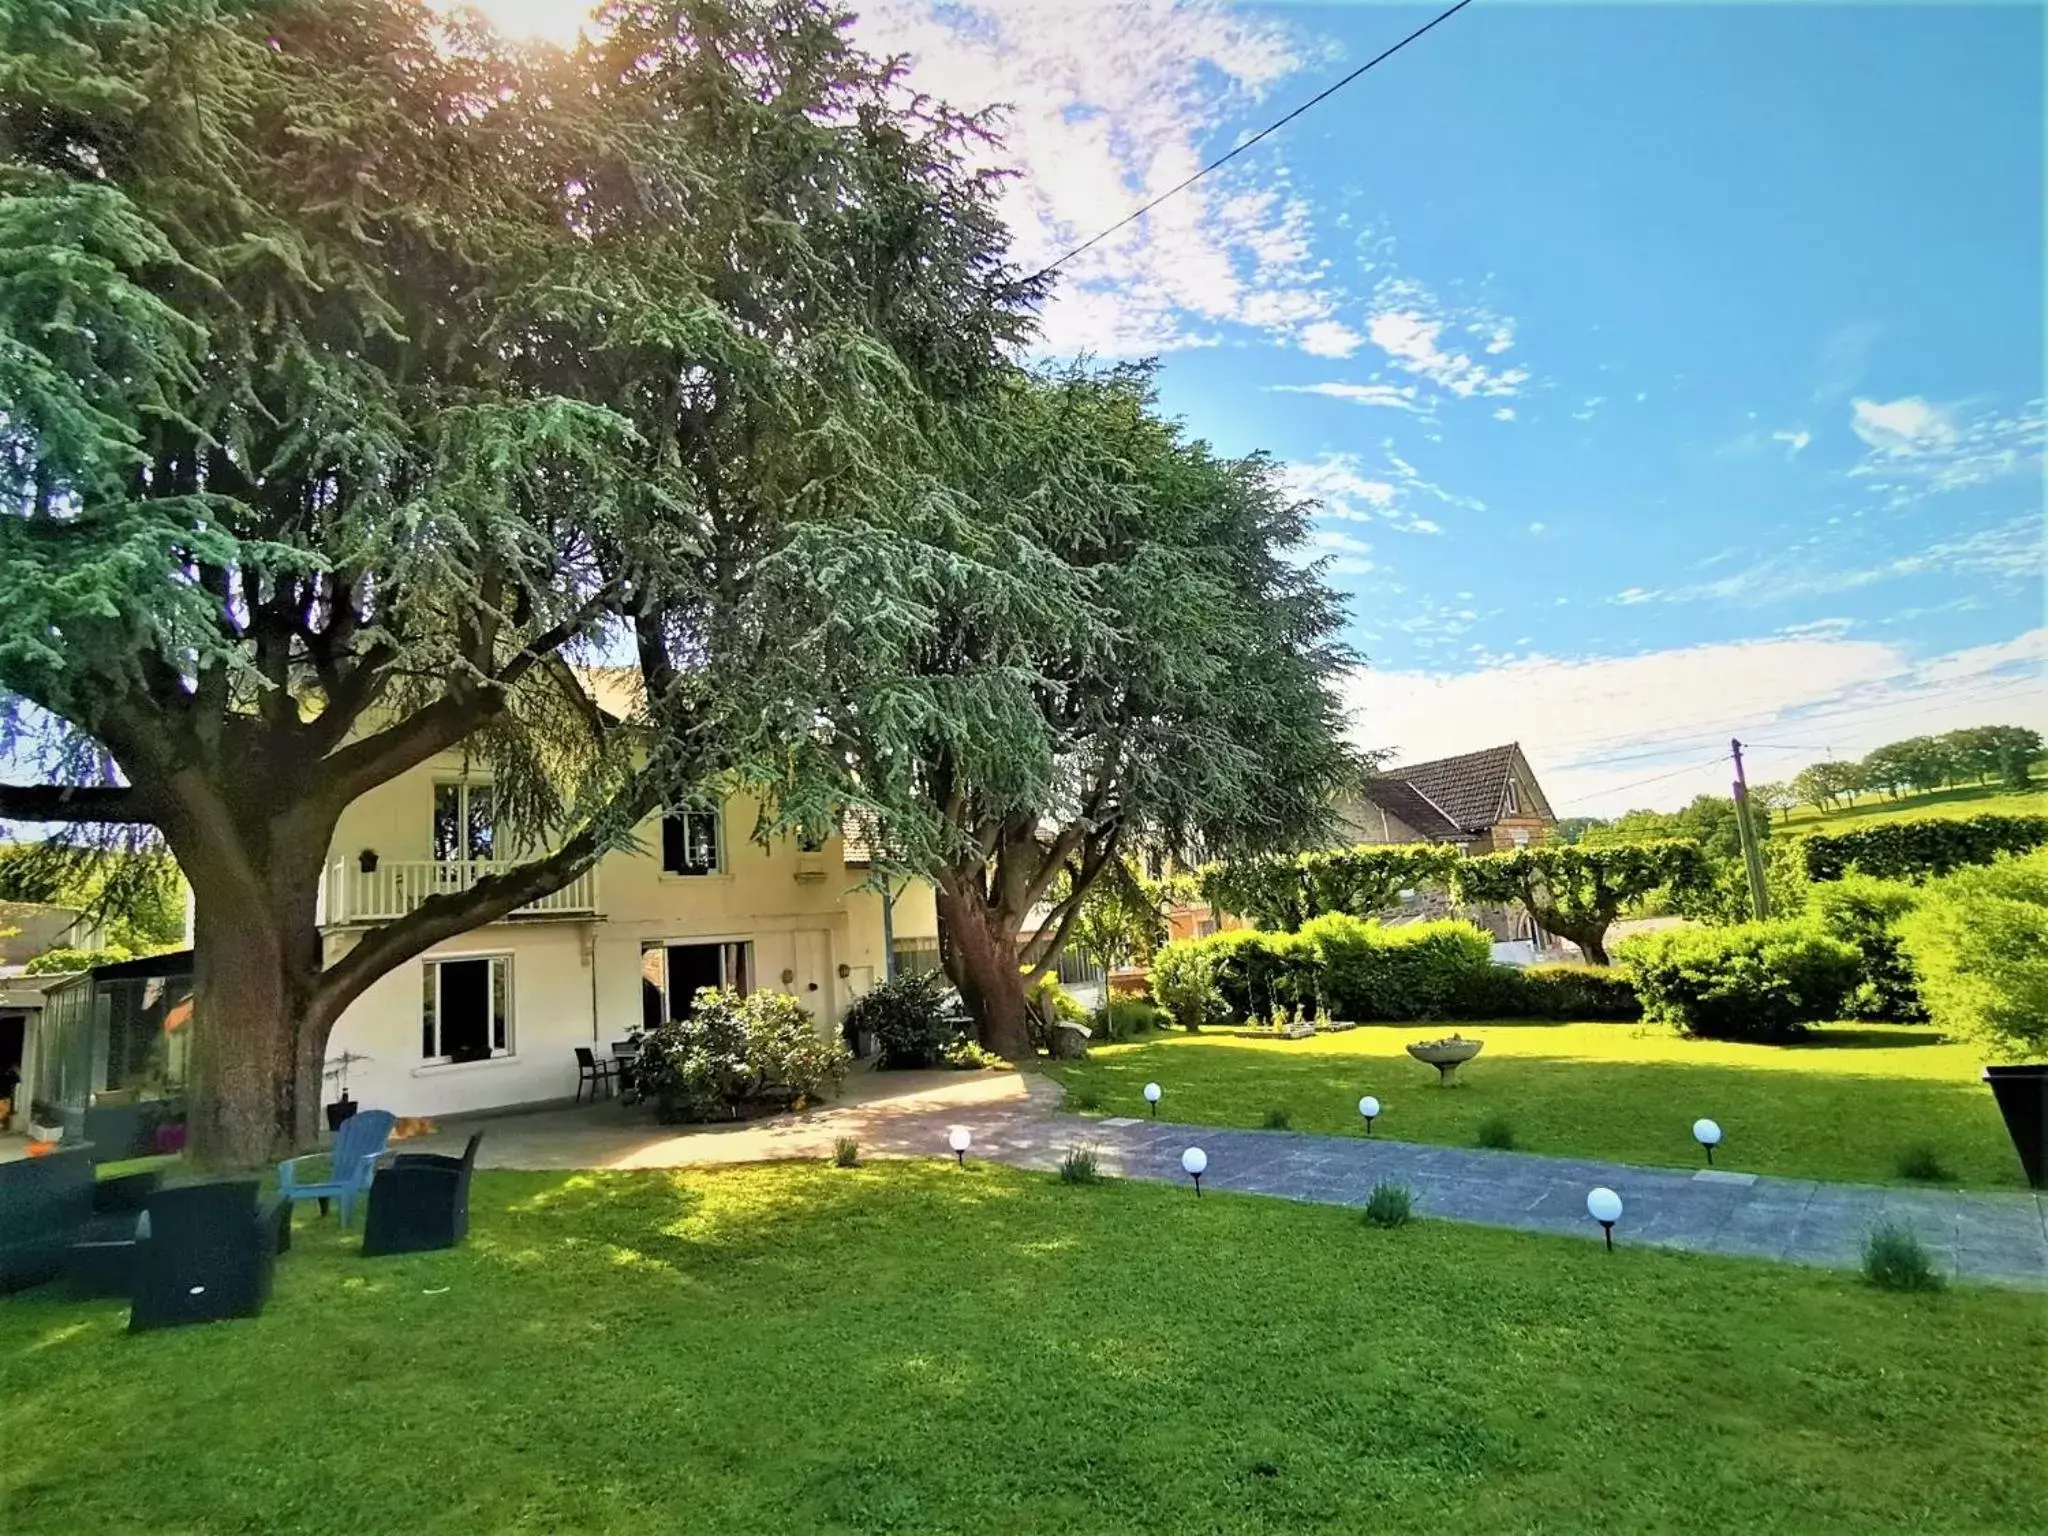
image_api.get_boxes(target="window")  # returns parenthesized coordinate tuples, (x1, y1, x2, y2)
(640, 942, 751, 1026)
(434, 783, 495, 863)
(422, 956, 510, 1065)
(661, 808, 721, 875)
(1504, 780, 1520, 815)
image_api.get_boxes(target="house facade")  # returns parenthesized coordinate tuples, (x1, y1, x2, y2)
(318, 752, 939, 1118)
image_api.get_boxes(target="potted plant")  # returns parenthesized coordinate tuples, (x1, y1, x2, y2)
(1406, 1033, 1484, 1085)
(323, 1051, 372, 1130)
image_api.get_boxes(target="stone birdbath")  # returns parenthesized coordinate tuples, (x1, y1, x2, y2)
(1406, 1034, 1484, 1085)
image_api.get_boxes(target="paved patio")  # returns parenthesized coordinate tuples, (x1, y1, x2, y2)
(409, 1069, 2048, 1290)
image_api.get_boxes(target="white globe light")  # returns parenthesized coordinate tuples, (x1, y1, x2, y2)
(1586, 1187, 1623, 1225)
(1692, 1118, 1722, 1147)
(948, 1127, 972, 1154)
(1181, 1146, 1208, 1177)
(1144, 1082, 1162, 1103)
(1358, 1095, 1381, 1119)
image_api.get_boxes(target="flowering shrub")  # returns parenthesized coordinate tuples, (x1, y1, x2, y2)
(635, 987, 848, 1122)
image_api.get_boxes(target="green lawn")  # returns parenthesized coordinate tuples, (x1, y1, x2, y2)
(2, 1163, 2042, 1533)
(1052, 1021, 2029, 1188)
(1775, 779, 2047, 837)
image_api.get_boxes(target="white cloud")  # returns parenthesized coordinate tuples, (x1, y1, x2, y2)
(853, 0, 1334, 356)
(1631, 515, 2041, 608)
(1528, 521, 1546, 534)
(1851, 396, 1957, 454)
(1342, 627, 2048, 817)
(1847, 395, 2045, 502)
(1296, 320, 1364, 358)
(1269, 381, 1427, 413)
(1773, 427, 1812, 455)
(1363, 294, 1530, 400)
(1493, 406, 1517, 422)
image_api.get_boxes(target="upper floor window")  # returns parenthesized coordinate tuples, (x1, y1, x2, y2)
(1504, 780, 1520, 815)
(434, 783, 494, 863)
(661, 808, 722, 875)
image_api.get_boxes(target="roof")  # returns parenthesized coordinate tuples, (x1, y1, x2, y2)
(1354, 778, 1466, 841)
(1379, 743, 1553, 833)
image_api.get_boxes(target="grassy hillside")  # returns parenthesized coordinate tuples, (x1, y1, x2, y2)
(1772, 778, 2047, 838)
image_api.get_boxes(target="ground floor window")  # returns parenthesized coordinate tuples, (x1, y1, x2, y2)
(422, 955, 511, 1065)
(640, 941, 751, 1028)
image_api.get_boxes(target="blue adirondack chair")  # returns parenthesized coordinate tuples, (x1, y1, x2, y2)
(275, 1110, 395, 1229)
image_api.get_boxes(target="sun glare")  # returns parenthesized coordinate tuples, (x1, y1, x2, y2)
(449, 0, 596, 48)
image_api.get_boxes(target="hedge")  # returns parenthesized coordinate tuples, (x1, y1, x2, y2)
(1799, 813, 2048, 883)
(1148, 915, 1642, 1025)
(1616, 921, 1861, 1041)
(1805, 875, 1923, 1022)
(1897, 847, 2048, 1060)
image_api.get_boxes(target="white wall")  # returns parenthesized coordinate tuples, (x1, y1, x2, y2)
(320, 758, 901, 1116)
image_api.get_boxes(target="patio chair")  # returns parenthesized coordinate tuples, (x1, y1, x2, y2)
(275, 1109, 395, 1229)
(128, 1180, 290, 1333)
(574, 1046, 615, 1103)
(361, 1132, 483, 1257)
(0, 1151, 162, 1293)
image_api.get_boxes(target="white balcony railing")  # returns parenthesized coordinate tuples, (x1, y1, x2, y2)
(321, 859, 599, 926)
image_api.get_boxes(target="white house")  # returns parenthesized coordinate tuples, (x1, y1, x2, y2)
(319, 752, 939, 1118)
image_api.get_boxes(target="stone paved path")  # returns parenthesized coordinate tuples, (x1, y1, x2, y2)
(418, 1071, 2048, 1290)
(968, 1096, 2048, 1290)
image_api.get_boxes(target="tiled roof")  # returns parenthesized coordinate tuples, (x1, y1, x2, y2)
(1382, 743, 1525, 833)
(1355, 778, 1466, 841)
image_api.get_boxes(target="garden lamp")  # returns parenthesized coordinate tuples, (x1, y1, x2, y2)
(1181, 1145, 1208, 1197)
(1144, 1082, 1162, 1117)
(1586, 1186, 1623, 1251)
(1357, 1095, 1381, 1135)
(1692, 1118, 1723, 1166)
(948, 1126, 972, 1167)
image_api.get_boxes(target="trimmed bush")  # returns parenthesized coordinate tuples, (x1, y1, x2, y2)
(1102, 996, 1170, 1039)
(1617, 921, 1860, 1040)
(832, 1136, 860, 1168)
(1806, 875, 1924, 1021)
(845, 970, 957, 1069)
(1897, 848, 2048, 1060)
(1450, 962, 1643, 1021)
(1300, 914, 1493, 1021)
(635, 987, 850, 1122)
(1262, 1106, 1292, 1130)
(1895, 1145, 1954, 1184)
(1149, 940, 1233, 1031)
(1475, 1116, 1516, 1150)
(1800, 813, 2048, 883)
(21, 944, 135, 976)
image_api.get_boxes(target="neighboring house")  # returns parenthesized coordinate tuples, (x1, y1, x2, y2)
(1335, 743, 1556, 854)
(1163, 743, 1566, 955)
(319, 754, 938, 1117)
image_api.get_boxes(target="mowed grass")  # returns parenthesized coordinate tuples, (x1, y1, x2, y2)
(1051, 1022, 2029, 1188)
(2, 1163, 2043, 1533)
(1775, 779, 2047, 837)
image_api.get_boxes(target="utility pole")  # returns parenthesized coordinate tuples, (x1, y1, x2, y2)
(1730, 738, 1771, 921)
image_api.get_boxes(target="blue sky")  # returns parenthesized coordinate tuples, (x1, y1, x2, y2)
(494, 0, 2048, 812)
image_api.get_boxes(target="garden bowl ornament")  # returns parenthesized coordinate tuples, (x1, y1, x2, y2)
(1406, 1034, 1484, 1085)
(1357, 1095, 1381, 1135)
(1692, 1117, 1723, 1166)
(1144, 1082, 1162, 1117)
(1181, 1145, 1208, 1197)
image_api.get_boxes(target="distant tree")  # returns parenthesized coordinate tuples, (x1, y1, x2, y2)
(1943, 726, 2043, 789)
(1750, 782, 1796, 823)
(1793, 764, 1845, 813)
(1552, 816, 1608, 845)
(0, 843, 185, 950)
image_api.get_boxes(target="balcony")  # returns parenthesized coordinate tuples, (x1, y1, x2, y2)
(320, 859, 600, 926)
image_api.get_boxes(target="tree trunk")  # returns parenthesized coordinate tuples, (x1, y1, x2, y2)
(182, 840, 332, 1168)
(934, 882, 1033, 1061)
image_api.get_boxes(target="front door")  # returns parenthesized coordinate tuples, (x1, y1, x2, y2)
(792, 930, 832, 1025)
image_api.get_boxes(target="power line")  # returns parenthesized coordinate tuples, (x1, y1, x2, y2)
(1548, 755, 1730, 814)
(1024, 0, 1477, 283)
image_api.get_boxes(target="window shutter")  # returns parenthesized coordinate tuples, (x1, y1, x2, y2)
(661, 814, 686, 874)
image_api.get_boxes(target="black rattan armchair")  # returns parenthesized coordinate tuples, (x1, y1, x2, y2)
(360, 1132, 483, 1257)
(128, 1181, 289, 1333)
